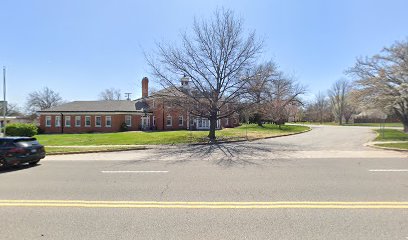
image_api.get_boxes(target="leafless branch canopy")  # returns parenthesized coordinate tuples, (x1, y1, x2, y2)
(347, 39, 408, 131)
(26, 87, 63, 114)
(328, 79, 352, 124)
(99, 88, 122, 101)
(146, 8, 262, 120)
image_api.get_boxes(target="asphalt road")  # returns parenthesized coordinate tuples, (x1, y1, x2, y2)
(1, 125, 407, 239)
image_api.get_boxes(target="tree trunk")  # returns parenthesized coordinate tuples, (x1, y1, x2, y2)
(208, 114, 218, 143)
(395, 110, 408, 133)
(255, 113, 263, 127)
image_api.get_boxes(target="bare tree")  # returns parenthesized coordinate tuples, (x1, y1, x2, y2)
(242, 61, 279, 126)
(347, 39, 408, 132)
(26, 87, 63, 114)
(314, 92, 331, 123)
(147, 9, 262, 142)
(0, 102, 22, 116)
(265, 74, 306, 127)
(99, 88, 122, 100)
(328, 79, 351, 125)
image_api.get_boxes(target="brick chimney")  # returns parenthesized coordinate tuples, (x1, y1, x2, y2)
(142, 77, 148, 98)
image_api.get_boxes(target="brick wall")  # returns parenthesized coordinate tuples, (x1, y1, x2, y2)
(39, 114, 143, 134)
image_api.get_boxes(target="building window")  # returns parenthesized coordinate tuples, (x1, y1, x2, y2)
(125, 115, 132, 127)
(75, 116, 81, 127)
(95, 116, 101, 127)
(197, 118, 210, 129)
(178, 116, 183, 126)
(65, 116, 71, 127)
(141, 116, 150, 129)
(105, 116, 112, 127)
(166, 116, 172, 126)
(55, 116, 61, 127)
(85, 116, 91, 127)
(45, 116, 52, 127)
(152, 116, 156, 127)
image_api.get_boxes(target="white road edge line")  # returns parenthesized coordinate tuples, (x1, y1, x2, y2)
(101, 171, 169, 173)
(369, 169, 408, 172)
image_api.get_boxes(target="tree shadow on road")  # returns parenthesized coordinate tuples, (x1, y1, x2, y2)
(135, 141, 294, 168)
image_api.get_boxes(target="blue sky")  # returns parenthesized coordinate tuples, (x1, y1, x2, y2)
(1, 0, 407, 109)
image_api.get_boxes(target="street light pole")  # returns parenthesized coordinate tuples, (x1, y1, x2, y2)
(2, 66, 6, 136)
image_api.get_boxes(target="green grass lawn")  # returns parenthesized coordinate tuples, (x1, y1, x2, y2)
(374, 129, 408, 141)
(35, 124, 310, 146)
(374, 142, 408, 150)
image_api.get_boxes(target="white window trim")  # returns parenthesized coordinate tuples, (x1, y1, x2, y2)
(75, 116, 81, 127)
(178, 116, 183, 126)
(152, 116, 156, 127)
(166, 116, 172, 127)
(105, 116, 112, 127)
(65, 116, 71, 127)
(95, 116, 102, 127)
(125, 115, 132, 127)
(55, 116, 61, 127)
(141, 116, 150, 128)
(85, 116, 91, 127)
(45, 116, 52, 127)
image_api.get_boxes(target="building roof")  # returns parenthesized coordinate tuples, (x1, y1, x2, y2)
(38, 100, 141, 113)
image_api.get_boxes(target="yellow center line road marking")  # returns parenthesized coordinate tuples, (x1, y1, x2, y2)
(0, 200, 408, 209)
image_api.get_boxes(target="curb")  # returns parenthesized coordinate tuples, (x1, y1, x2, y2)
(366, 143, 408, 152)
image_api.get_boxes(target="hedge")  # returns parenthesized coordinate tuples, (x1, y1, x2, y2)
(5, 123, 38, 137)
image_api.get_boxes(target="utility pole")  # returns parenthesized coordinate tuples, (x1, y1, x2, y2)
(3, 66, 7, 137)
(2, 66, 6, 136)
(124, 93, 132, 101)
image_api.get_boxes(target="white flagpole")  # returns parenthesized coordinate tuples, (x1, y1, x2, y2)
(3, 66, 6, 136)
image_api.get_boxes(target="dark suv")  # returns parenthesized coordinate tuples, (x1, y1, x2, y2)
(0, 137, 46, 168)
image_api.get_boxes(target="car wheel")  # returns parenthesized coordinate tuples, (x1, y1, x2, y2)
(29, 160, 40, 165)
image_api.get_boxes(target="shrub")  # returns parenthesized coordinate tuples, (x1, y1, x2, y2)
(37, 127, 45, 134)
(5, 123, 38, 137)
(119, 122, 128, 132)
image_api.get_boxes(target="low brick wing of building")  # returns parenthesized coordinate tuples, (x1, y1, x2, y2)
(38, 100, 146, 133)
(38, 77, 238, 133)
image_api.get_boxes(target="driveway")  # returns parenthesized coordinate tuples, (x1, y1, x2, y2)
(45, 125, 407, 161)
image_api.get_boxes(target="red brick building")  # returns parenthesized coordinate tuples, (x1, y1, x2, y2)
(38, 77, 238, 133)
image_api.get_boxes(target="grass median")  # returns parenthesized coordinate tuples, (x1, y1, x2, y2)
(374, 129, 408, 141)
(36, 124, 310, 148)
(373, 129, 408, 150)
(374, 142, 408, 150)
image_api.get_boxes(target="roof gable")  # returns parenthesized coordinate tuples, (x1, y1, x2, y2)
(38, 100, 140, 113)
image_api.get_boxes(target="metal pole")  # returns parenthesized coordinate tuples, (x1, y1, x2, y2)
(382, 118, 385, 139)
(2, 66, 6, 136)
(245, 124, 248, 140)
